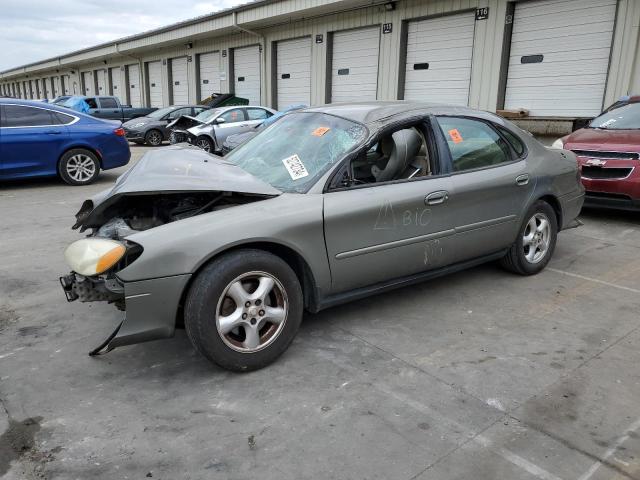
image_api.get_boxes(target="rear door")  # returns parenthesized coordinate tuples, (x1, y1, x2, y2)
(0, 104, 70, 178)
(435, 116, 534, 262)
(244, 107, 272, 128)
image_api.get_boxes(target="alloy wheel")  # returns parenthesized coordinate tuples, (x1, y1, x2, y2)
(66, 154, 96, 183)
(197, 139, 211, 152)
(522, 212, 551, 264)
(147, 131, 162, 146)
(215, 271, 288, 353)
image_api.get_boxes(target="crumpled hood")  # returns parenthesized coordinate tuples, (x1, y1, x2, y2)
(73, 145, 281, 229)
(123, 116, 151, 127)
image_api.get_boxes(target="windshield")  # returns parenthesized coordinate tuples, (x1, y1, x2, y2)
(225, 112, 368, 193)
(195, 108, 221, 123)
(589, 103, 640, 130)
(148, 107, 176, 119)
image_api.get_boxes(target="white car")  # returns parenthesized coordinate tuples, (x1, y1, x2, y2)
(168, 105, 277, 153)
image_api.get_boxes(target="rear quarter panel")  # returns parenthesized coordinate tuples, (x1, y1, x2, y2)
(524, 135, 584, 228)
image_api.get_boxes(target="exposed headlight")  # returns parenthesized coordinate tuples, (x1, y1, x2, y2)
(131, 122, 146, 128)
(64, 239, 126, 276)
(551, 138, 565, 149)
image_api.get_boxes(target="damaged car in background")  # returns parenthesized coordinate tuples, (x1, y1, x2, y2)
(167, 105, 276, 153)
(61, 102, 584, 372)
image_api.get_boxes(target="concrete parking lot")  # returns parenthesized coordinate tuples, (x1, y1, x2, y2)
(1, 145, 639, 480)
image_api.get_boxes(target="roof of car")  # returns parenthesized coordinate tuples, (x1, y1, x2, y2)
(304, 101, 498, 125)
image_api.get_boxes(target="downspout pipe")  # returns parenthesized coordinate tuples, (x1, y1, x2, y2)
(115, 42, 145, 106)
(232, 11, 267, 104)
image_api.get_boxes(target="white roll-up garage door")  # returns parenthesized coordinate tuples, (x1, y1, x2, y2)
(171, 57, 189, 105)
(147, 61, 163, 108)
(233, 45, 261, 105)
(62, 75, 71, 95)
(403, 12, 475, 105)
(127, 64, 142, 107)
(82, 72, 94, 95)
(504, 0, 616, 117)
(109, 67, 121, 96)
(53, 77, 61, 97)
(331, 26, 380, 103)
(96, 69, 107, 94)
(44, 78, 53, 99)
(199, 52, 221, 101)
(276, 37, 312, 108)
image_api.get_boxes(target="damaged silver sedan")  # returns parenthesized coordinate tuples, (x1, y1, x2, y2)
(60, 102, 584, 371)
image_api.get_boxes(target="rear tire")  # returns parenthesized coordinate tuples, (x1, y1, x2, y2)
(59, 149, 100, 186)
(144, 129, 163, 146)
(500, 200, 558, 275)
(184, 249, 303, 372)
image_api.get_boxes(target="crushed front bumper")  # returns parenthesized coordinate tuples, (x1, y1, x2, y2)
(60, 272, 191, 354)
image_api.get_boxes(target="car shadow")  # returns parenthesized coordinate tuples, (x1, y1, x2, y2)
(0, 171, 122, 191)
(580, 207, 639, 224)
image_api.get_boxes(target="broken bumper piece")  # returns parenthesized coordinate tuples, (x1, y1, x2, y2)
(59, 272, 192, 355)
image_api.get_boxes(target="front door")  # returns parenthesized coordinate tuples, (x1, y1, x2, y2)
(324, 175, 456, 294)
(212, 108, 248, 146)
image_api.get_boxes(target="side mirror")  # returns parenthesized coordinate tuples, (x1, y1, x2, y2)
(215, 117, 226, 124)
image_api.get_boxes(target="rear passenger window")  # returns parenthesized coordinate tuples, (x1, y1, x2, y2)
(2, 105, 57, 127)
(99, 97, 118, 108)
(437, 117, 512, 172)
(497, 126, 526, 157)
(246, 108, 271, 120)
(53, 111, 75, 125)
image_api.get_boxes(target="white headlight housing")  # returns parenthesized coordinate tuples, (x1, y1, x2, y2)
(551, 138, 565, 149)
(132, 122, 146, 128)
(64, 238, 126, 276)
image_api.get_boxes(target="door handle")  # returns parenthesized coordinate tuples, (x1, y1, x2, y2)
(45, 130, 62, 135)
(425, 190, 449, 205)
(516, 174, 530, 186)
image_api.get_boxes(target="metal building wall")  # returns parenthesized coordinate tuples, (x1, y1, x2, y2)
(1, 0, 638, 117)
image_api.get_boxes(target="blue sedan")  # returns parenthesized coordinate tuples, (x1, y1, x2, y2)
(0, 99, 130, 185)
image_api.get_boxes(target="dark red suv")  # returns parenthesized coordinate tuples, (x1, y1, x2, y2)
(556, 102, 640, 211)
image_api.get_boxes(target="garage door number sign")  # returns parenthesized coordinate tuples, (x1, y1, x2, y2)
(475, 7, 489, 20)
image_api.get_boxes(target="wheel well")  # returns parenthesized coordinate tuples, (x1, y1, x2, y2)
(539, 195, 562, 228)
(174, 242, 319, 328)
(58, 145, 103, 172)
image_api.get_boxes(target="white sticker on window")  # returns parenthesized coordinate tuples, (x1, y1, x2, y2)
(282, 154, 309, 180)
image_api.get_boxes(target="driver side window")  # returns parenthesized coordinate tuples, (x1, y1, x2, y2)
(350, 124, 433, 185)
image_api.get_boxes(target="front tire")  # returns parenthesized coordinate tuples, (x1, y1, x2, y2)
(184, 249, 303, 372)
(144, 129, 163, 146)
(500, 200, 558, 275)
(59, 149, 100, 185)
(195, 135, 215, 153)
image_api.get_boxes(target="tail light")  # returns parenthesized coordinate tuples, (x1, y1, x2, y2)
(113, 127, 125, 136)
